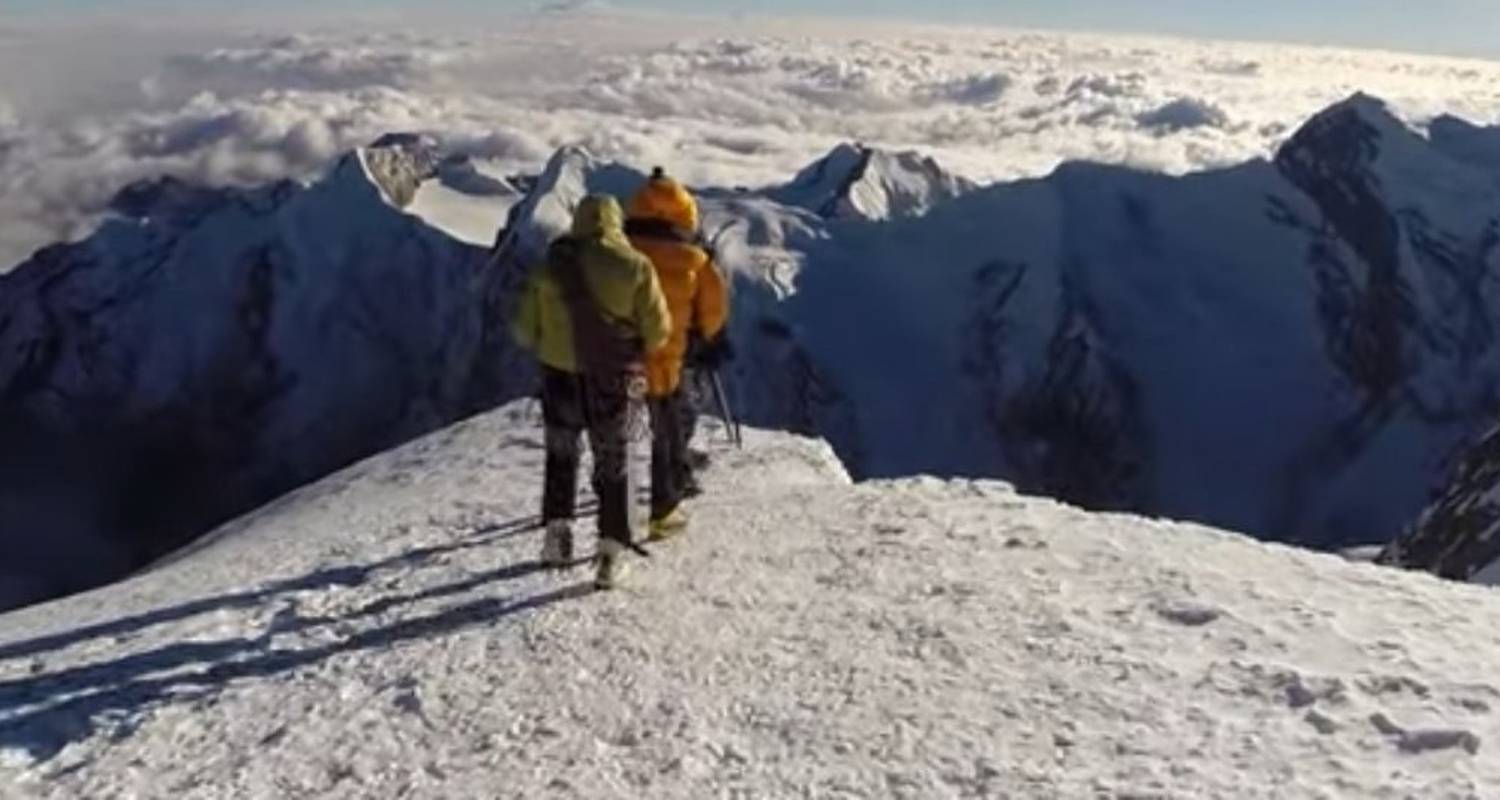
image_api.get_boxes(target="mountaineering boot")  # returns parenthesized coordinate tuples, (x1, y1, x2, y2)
(541, 520, 574, 568)
(648, 507, 689, 542)
(595, 539, 630, 590)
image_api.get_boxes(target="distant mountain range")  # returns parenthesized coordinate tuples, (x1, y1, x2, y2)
(3, 92, 1498, 610)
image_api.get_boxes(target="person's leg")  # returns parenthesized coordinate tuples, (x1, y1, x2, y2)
(676, 369, 704, 497)
(647, 390, 691, 542)
(583, 374, 633, 549)
(582, 373, 634, 588)
(649, 392, 684, 522)
(679, 367, 702, 450)
(540, 367, 584, 564)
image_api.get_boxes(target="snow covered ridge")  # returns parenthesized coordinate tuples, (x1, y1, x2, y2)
(0, 404, 1496, 796)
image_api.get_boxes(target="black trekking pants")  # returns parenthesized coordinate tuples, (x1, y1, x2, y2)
(648, 389, 689, 521)
(541, 366, 633, 546)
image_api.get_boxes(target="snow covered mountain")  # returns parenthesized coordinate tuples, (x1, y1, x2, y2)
(0, 136, 535, 612)
(722, 92, 1500, 552)
(0, 403, 1495, 797)
(4, 91, 1500, 612)
(920, 91, 1500, 548)
(769, 143, 978, 221)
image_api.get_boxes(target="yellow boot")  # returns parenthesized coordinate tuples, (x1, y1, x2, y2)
(648, 507, 689, 542)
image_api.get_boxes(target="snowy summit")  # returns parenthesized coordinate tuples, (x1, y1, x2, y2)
(0, 404, 1496, 797)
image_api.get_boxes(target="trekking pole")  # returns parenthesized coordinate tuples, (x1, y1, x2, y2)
(702, 219, 744, 255)
(708, 369, 743, 449)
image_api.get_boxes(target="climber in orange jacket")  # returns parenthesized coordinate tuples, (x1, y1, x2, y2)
(625, 168, 730, 539)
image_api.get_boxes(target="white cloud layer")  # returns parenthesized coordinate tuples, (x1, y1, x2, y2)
(2, 11, 1500, 269)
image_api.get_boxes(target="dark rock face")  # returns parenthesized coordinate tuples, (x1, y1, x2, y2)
(1277, 96, 1417, 409)
(962, 259, 1149, 512)
(1383, 426, 1500, 581)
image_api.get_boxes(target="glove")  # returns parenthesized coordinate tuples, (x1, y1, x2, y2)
(695, 334, 735, 369)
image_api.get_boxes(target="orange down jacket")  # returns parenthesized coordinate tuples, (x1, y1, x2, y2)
(626, 172, 729, 397)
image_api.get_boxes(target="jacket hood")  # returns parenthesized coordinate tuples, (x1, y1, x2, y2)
(628, 171, 700, 233)
(571, 194, 627, 239)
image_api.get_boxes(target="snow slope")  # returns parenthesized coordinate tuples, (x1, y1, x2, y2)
(0, 403, 1495, 798)
(407, 158, 525, 248)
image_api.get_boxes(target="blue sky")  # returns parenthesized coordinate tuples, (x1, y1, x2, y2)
(4, 0, 1495, 59)
(652, 0, 1492, 57)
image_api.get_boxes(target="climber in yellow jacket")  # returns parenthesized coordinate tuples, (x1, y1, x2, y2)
(625, 168, 730, 539)
(513, 194, 670, 589)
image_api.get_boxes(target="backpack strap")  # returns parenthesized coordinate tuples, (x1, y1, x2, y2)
(548, 238, 645, 379)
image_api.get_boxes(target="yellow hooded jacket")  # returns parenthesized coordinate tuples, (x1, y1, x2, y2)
(625, 173, 729, 397)
(512, 195, 671, 375)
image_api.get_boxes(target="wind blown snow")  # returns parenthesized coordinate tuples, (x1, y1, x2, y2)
(3, 10, 1500, 270)
(0, 404, 1495, 797)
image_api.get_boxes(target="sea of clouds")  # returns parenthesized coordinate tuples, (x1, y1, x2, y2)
(2, 8, 1500, 270)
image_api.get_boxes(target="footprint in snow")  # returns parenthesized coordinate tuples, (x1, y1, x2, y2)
(1281, 673, 1348, 709)
(1357, 674, 1431, 699)
(1152, 600, 1223, 627)
(1370, 712, 1481, 756)
(1304, 709, 1341, 735)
